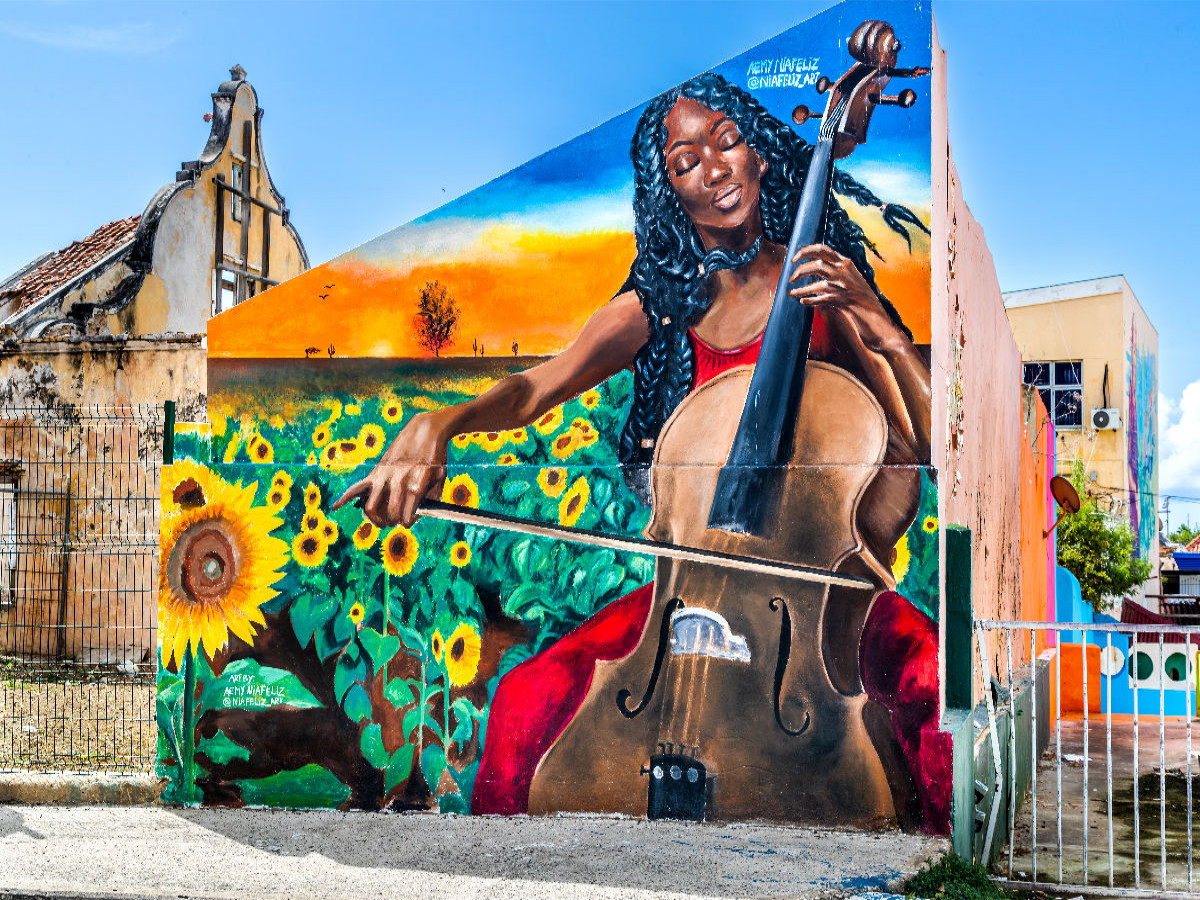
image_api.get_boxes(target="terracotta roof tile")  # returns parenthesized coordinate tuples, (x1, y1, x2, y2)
(1186, 535, 1200, 553)
(0, 216, 140, 312)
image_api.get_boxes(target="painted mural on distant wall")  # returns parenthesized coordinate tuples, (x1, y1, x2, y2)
(1127, 322, 1157, 559)
(158, 0, 948, 833)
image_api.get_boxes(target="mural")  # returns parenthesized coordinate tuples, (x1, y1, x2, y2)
(159, 0, 947, 832)
(1126, 322, 1157, 559)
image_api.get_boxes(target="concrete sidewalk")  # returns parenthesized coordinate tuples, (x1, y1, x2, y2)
(0, 801, 943, 900)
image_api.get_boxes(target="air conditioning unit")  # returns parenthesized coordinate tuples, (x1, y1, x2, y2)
(1091, 408, 1122, 430)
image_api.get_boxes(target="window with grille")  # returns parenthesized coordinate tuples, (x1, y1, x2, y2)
(1023, 360, 1083, 429)
(0, 469, 17, 608)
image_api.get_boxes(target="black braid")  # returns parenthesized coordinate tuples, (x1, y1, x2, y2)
(617, 72, 927, 493)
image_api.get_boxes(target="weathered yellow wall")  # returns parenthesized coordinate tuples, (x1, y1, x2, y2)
(1006, 291, 1126, 494)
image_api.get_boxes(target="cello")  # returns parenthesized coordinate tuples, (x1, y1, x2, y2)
(524, 20, 930, 825)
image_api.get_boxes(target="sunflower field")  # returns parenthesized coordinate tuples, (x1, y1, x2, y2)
(158, 367, 656, 811)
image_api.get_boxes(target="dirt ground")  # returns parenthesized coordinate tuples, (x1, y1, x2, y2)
(0, 664, 155, 773)
(1008, 717, 1199, 894)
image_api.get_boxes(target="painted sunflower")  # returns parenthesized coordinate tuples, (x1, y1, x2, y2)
(558, 477, 590, 527)
(533, 407, 563, 435)
(570, 418, 598, 447)
(922, 515, 938, 534)
(580, 389, 601, 409)
(312, 424, 332, 448)
(358, 424, 385, 458)
(222, 434, 240, 464)
(505, 427, 529, 445)
(346, 403, 361, 416)
(381, 525, 420, 577)
(248, 434, 274, 464)
(292, 532, 328, 568)
(537, 467, 568, 498)
(324, 398, 343, 423)
(264, 484, 290, 513)
(549, 431, 580, 460)
(348, 602, 365, 626)
(451, 433, 472, 450)
(301, 508, 326, 534)
(272, 470, 293, 490)
(269, 414, 286, 429)
(306, 452, 317, 465)
(381, 395, 404, 424)
(442, 474, 480, 509)
(431, 629, 444, 663)
(210, 411, 228, 438)
(303, 482, 321, 509)
(445, 622, 482, 687)
(478, 431, 507, 453)
(891, 533, 911, 583)
(497, 453, 519, 466)
(352, 519, 379, 550)
(319, 519, 340, 545)
(159, 462, 289, 667)
(449, 541, 472, 567)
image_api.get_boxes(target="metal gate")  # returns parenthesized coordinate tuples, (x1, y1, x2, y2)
(978, 619, 1200, 898)
(0, 406, 164, 772)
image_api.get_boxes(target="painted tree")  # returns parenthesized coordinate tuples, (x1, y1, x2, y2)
(413, 280, 459, 358)
(1057, 462, 1152, 612)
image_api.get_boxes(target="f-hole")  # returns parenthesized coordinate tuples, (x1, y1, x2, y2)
(770, 597, 809, 736)
(616, 598, 684, 719)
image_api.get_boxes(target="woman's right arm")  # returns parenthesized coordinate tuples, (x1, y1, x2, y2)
(333, 291, 648, 527)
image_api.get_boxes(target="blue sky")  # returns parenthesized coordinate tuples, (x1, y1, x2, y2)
(2, 0, 1199, 520)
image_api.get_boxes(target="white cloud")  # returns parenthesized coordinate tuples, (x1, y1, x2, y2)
(0, 21, 178, 54)
(1159, 380, 1200, 519)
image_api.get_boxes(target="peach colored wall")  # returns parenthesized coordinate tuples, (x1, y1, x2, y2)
(932, 23, 1027, 701)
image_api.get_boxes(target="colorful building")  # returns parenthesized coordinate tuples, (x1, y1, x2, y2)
(1004, 275, 1159, 594)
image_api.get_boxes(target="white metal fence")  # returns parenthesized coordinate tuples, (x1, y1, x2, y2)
(977, 619, 1200, 898)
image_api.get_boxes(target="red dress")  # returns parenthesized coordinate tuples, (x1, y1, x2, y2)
(471, 314, 946, 832)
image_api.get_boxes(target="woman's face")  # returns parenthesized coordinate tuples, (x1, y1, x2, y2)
(662, 97, 767, 247)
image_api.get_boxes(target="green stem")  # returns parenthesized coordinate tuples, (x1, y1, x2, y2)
(443, 672, 451, 759)
(181, 652, 196, 804)
(417, 656, 427, 783)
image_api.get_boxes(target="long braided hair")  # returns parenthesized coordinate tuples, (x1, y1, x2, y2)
(617, 72, 928, 494)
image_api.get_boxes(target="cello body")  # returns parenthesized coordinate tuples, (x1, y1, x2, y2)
(527, 362, 902, 825)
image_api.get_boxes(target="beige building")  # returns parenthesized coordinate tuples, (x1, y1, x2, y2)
(0, 66, 307, 665)
(1003, 275, 1159, 587)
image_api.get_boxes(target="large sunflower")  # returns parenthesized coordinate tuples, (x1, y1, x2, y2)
(478, 431, 506, 453)
(381, 525, 420, 577)
(442, 474, 480, 508)
(381, 394, 404, 424)
(549, 431, 580, 460)
(445, 622, 482, 687)
(352, 518, 379, 550)
(292, 531, 329, 568)
(558, 476, 591, 527)
(264, 484, 290, 513)
(159, 462, 289, 667)
(247, 434, 274, 464)
(449, 541, 471, 567)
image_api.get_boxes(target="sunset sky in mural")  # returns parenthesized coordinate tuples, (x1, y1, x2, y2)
(209, 1, 932, 359)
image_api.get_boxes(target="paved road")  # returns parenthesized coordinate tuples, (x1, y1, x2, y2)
(0, 804, 941, 900)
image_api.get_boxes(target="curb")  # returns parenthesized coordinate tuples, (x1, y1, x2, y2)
(0, 773, 165, 805)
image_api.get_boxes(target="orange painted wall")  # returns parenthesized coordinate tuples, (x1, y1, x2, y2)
(1019, 389, 1053, 653)
(1057, 643, 1101, 714)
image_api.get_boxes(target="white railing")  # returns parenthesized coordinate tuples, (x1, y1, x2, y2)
(977, 619, 1200, 898)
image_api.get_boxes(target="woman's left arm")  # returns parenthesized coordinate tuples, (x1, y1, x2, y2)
(787, 244, 931, 462)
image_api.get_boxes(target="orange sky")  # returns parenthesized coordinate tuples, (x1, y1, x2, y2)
(209, 217, 930, 359)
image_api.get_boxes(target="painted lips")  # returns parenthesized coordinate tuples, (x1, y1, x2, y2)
(712, 184, 743, 211)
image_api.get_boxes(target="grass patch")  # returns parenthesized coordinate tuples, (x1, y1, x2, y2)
(906, 854, 1014, 900)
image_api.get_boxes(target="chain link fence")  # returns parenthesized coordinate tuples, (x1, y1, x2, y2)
(0, 405, 164, 772)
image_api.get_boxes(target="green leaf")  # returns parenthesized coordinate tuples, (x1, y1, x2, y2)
(449, 696, 484, 750)
(359, 628, 401, 673)
(196, 730, 251, 766)
(290, 593, 337, 649)
(359, 723, 389, 768)
(334, 654, 368, 703)
(384, 677, 416, 711)
(202, 659, 323, 711)
(342, 684, 373, 723)
(500, 479, 530, 502)
(594, 563, 625, 599)
(402, 703, 424, 741)
(420, 745, 447, 796)
(385, 746, 415, 792)
(438, 792, 470, 814)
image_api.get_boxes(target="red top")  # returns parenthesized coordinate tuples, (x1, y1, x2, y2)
(689, 311, 833, 389)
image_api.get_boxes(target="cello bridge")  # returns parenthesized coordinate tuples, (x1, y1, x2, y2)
(669, 608, 750, 662)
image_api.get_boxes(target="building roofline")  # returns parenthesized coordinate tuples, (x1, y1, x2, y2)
(1002, 274, 1131, 308)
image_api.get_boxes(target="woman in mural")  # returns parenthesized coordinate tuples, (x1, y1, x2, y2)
(336, 73, 942, 828)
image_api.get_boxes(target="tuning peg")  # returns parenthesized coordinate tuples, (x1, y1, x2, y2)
(792, 105, 822, 126)
(815, 76, 832, 94)
(876, 89, 917, 109)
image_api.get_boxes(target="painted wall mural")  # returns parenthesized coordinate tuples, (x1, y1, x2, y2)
(1127, 322, 1157, 559)
(159, 0, 948, 833)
